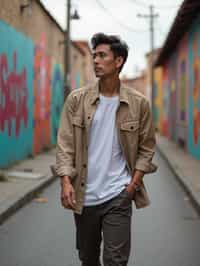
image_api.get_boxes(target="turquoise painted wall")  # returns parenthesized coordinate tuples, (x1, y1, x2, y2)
(0, 20, 34, 166)
(51, 64, 64, 145)
(0, 20, 64, 167)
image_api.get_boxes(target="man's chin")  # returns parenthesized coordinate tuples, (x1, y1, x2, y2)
(95, 72, 104, 78)
(95, 73, 102, 78)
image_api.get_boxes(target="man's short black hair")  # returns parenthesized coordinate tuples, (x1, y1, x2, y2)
(91, 33, 129, 72)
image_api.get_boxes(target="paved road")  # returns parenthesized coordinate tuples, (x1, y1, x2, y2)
(0, 151, 200, 266)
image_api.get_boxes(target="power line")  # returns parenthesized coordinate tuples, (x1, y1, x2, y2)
(129, 0, 181, 10)
(95, 0, 148, 33)
(129, 0, 147, 8)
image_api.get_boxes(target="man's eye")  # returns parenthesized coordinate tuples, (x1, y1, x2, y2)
(92, 53, 107, 59)
(99, 53, 106, 58)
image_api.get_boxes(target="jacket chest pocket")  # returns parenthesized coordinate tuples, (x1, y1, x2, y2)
(72, 116, 85, 143)
(120, 120, 139, 145)
(120, 120, 139, 132)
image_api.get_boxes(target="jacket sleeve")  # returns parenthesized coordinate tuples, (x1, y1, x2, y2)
(55, 93, 77, 180)
(135, 98, 157, 174)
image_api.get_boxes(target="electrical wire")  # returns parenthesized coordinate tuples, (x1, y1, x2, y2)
(129, 0, 181, 10)
(95, 0, 148, 33)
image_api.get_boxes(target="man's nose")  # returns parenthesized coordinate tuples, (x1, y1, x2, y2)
(93, 55, 100, 64)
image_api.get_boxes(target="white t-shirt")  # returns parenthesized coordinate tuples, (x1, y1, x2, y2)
(84, 94, 131, 206)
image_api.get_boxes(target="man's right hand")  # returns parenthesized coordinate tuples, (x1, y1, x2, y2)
(60, 176, 76, 210)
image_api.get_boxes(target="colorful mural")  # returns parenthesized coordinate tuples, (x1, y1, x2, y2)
(0, 20, 64, 167)
(188, 16, 200, 158)
(71, 71, 83, 89)
(33, 34, 51, 154)
(162, 63, 170, 137)
(154, 67, 163, 131)
(154, 14, 200, 159)
(177, 33, 189, 148)
(168, 53, 178, 141)
(51, 64, 64, 145)
(0, 20, 34, 167)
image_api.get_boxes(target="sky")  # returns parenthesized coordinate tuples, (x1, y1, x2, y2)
(41, 0, 184, 77)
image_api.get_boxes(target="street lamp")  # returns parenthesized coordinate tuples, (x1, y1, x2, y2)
(64, 0, 80, 98)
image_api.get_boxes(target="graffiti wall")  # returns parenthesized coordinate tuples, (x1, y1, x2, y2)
(188, 16, 200, 158)
(0, 20, 34, 166)
(154, 67, 163, 132)
(71, 70, 83, 89)
(33, 34, 51, 154)
(154, 15, 200, 159)
(176, 33, 189, 148)
(0, 20, 64, 167)
(51, 64, 64, 145)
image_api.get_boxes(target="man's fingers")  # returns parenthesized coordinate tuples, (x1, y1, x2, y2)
(67, 190, 76, 209)
(61, 195, 70, 208)
(71, 190, 76, 205)
(60, 185, 76, 210)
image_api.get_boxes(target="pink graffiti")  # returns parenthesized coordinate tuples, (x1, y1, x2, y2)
(0, 52, 28, 137)
(192, 34, 200, 145)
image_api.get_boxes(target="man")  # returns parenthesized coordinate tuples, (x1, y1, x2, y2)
(55, 33, 157, 266)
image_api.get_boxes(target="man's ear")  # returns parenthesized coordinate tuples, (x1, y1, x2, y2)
(115, 56, 124, 69)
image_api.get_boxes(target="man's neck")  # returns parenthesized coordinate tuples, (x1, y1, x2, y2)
(99, 76, 120, 97)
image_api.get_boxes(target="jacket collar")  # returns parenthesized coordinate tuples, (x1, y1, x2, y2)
(90, 80, 129, 105)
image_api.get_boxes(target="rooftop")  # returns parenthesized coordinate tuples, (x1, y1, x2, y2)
(155, 0, 200, 66)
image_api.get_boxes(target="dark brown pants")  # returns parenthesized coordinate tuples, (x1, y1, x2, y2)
(74, 189, 132, 266)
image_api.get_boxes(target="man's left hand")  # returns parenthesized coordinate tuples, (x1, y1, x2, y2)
(125, 184, 137, 200)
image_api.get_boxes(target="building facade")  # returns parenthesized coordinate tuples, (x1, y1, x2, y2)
(71, 41, 96, 89)
(122, 71, 147, 96)
(154, 0, 200, 159)
(0, 0, 93, 167)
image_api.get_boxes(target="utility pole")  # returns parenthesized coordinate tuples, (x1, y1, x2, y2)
(64, 0, 71, 98)
(64, 0, 80, 98)
(137, 5, 159, 109)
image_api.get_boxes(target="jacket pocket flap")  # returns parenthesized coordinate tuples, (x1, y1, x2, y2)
(72, 116, 85, 128)
(120, 121, 139, 132)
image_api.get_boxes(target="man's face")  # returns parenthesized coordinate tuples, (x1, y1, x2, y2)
(92, 44, 123, 78)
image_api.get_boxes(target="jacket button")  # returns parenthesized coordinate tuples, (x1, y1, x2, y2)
(83, 164, 87, 168)
(88, 116, 91, 119)
(81, 182, 84, 187)
(130, 126, 134, 129)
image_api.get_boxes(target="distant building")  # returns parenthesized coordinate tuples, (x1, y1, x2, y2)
(154, 0, 200, 159)
(122, 71, 147, 96)
(145, 48, 161, 104)
(71, 41, 96, 89)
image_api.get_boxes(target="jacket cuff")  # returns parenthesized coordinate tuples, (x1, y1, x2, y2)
(135, 160, 157, 174)
(54, 165, 77, 180)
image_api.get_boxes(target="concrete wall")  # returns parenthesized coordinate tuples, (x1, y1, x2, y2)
(0, 0, 65, 167)
(154, 14, 200, 159)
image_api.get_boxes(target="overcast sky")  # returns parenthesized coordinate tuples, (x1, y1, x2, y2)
(41, 0, 183, 77)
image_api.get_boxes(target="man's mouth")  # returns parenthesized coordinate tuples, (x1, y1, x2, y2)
(94, 67, 102, 72)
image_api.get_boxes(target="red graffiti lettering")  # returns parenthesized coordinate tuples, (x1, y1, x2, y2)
(0, 52, 28, 137)
(33, 34, 51, 154)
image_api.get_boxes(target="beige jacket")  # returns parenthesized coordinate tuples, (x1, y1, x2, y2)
(56, 82, 157, 214)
